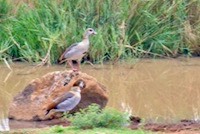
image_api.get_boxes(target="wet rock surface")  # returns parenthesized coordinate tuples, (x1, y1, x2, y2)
(9, 71, 109, 121)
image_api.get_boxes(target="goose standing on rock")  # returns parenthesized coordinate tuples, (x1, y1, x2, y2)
(59, 28, 97, 71)
(45, 80, 86, 116)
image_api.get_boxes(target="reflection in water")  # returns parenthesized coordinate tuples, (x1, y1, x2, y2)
(0, 71, 11, 131)
(0, 118, 9, 131)
(121, 102, 132, 117)
(1, 58, 200, 124)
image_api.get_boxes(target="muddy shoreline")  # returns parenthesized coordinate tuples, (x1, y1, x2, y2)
(9, 118, 200, 133)
(130, 119, 200, 132)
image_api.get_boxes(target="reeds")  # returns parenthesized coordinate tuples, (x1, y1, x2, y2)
(0, 0, 200, 63)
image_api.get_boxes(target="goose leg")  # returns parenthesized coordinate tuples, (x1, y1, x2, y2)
(77, 61, 80, 71)
(72, 60, 80, 72)
(67, 60, 76, 71)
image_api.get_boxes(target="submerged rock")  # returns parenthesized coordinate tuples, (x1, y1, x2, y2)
(9, 71, 108, 121)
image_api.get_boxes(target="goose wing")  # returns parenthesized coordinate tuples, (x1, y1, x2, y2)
(45, 91, 75, 114)
(59, 43, 79, 62)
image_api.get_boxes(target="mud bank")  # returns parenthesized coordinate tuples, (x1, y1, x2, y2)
(9, 118, 200, 133)
(130, 118, 200, 133)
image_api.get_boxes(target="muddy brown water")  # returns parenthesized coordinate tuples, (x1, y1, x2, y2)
(1, 58, 200, 128)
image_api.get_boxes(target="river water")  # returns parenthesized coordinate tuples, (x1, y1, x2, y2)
(1, 58, 200, 125)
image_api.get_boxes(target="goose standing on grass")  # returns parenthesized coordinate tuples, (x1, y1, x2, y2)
(45, 80, 85, 115)
(59, 28, 97, 71)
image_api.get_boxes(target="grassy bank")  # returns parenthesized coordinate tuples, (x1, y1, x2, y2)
(41, 127, 152, 134)
(5, 104, 151, 134)
(0, 0, 200, 64)
(6, 127, 151, 134)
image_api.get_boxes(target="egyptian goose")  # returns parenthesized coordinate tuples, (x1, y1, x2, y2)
(59, 28, 97, 71)
(45, 80, 85, 115)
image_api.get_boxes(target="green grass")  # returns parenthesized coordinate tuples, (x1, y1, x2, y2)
(0, 0, 200, 63)
(5, 127, 152, 134)
(46, 126, 152, 134)
(67, 104, 129, 129)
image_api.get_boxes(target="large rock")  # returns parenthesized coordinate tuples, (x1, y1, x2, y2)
(9, 71, 109, 121)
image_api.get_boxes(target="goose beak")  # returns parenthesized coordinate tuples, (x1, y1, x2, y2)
(93, 31, 97, 35)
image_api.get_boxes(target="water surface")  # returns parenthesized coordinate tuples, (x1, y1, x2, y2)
(1, 58, 200, 123)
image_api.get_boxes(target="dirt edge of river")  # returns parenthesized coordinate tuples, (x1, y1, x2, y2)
(9, 117, 200, 133)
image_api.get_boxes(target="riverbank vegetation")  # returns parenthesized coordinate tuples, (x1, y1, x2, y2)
(5, 104, 150, 134)
(67, 104, 129, 129)
(0, 0, 200, 64)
